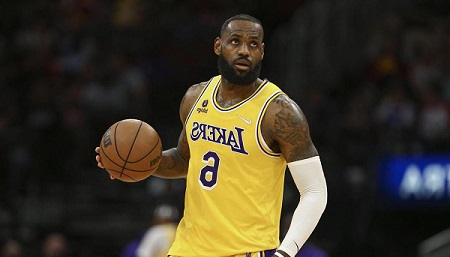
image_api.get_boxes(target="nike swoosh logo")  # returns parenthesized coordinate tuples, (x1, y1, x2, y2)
(237, 115, 252, 125)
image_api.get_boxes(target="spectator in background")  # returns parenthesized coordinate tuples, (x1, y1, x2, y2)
(136, 204, 178, 257)
(373, 81, 417, 154)
(121, 204, 178, 257)
(41, 233, 69, 257)
(1, 239, 24, 257)
(416, 85, 450, 152)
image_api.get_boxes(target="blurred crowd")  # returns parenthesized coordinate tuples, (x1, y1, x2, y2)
(0, 0, 449, 256)
(361, 10, 449, 155)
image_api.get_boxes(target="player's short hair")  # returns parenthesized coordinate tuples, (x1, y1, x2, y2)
(220, 14, 264, 39)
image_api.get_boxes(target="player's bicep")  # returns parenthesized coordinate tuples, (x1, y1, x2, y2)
(177, 126, 190, 161)
(267, 95, 318, 163)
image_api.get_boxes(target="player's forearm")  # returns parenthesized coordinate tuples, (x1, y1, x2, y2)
(153, 148, 188, 179)
(277, 186, 327, 257)
(277, 156, 327, 257)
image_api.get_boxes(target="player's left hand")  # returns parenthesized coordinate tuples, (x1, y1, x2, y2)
(95, 147, 105, 169)
(95, 147, 117, 180)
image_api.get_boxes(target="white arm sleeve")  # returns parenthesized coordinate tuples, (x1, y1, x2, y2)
(277, 156, 328, 257)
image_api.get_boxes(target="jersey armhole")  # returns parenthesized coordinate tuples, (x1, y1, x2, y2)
(256, 91, 284, 157)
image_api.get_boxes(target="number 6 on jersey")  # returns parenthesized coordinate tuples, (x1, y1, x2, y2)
(199, 151, 220, 190)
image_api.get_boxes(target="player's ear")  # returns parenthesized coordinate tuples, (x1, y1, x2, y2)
(214, 37, 221, 56)
(261, 42, 265, 60)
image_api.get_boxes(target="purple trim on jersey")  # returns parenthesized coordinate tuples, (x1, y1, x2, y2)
(212, 79, 269, 112)
(256, 91, 283, 157)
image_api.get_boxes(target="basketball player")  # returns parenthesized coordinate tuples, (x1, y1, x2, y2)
(96, 14, 327, 257)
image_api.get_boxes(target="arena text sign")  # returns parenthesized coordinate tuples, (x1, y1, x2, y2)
(378, 155, 450, 207)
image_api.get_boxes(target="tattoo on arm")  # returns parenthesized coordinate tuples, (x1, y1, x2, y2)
(154, 148, 188, 178)
(274, 108, 305, 144)
(153, 143, 189, 179)
(272, 98, 317, 161)
(153, 128, 190, 179)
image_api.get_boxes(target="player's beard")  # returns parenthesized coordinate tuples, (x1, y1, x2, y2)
(217, 54, 262, 85)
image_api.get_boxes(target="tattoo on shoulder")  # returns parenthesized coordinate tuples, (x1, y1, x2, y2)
(273, 99, 306, 143)
(271, 97, 315, 159)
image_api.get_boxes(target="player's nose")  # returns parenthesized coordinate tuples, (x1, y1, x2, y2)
(238, 43, 250, 56)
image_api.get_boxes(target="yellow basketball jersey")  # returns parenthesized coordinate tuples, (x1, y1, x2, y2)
(168, 75, 287, 257)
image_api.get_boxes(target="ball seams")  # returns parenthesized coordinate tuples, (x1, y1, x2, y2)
(99, 119, 162, 182)
(115, 120, 143, 178)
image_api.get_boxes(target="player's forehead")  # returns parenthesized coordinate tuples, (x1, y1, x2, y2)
(222, 20, 263, 39)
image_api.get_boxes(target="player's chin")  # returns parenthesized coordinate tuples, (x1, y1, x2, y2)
(234, 69, 250, 78)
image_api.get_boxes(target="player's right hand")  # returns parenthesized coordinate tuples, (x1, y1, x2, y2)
(95, 147, 105, 169)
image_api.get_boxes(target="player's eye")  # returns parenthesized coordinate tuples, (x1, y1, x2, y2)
(231, 39, 239, 45)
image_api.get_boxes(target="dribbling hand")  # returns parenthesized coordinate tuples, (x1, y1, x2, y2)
(95, 147, 105, 169)
(95, 147, 116, 180)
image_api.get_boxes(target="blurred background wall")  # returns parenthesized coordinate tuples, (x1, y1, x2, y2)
(0, 0, 449, 256)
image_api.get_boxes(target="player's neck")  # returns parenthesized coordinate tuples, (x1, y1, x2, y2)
(217, 78, 261, 108)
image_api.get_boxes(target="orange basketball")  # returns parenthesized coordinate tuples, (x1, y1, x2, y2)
(99, 119, 162, 182)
